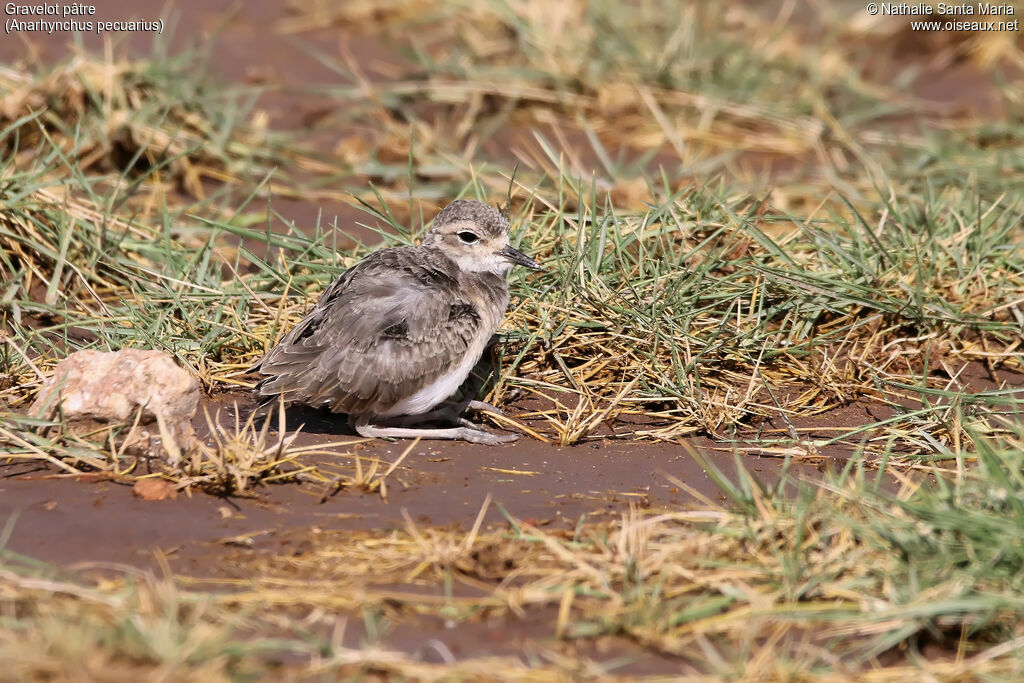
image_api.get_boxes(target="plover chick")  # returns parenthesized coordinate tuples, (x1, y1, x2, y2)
(252, 199, 540, 445)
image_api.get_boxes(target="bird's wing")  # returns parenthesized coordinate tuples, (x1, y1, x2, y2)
(254, 248, 482, 414)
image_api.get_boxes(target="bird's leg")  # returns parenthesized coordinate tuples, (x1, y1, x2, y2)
(435, 397, 505, 421)
(378, 406, 469, 428)
(448, 364, 506, 417)
(384, 399, 505, 429)
(385, 410, 494, 434)
(350, 414, 518, 446)
(448, 400, 506, 432)
(465, 399, 505, 416)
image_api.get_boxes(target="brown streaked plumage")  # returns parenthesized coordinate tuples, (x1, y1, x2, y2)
(252, 199, 540, 445)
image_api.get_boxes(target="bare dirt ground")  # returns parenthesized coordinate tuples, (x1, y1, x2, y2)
(1, 397, 827, 569)
(12, 360, 1023, 571)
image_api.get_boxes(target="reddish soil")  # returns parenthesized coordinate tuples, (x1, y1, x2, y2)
(1, 418, 833, 570)
(10, 359, 1020, 573)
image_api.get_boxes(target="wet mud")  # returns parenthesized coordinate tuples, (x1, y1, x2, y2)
(4, 358, 1021, 572)
(0, 419, 825, 571)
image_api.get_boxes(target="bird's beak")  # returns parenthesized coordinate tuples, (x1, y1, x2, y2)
(499, 245, 541, 270)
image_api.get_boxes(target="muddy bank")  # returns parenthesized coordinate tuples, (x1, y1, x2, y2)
(5, 354, 1020, 573)
(1, 432, 831, 572)
(7, 355, 1022, 572)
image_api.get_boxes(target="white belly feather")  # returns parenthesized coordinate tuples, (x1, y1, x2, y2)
(377, 347, 483, 418)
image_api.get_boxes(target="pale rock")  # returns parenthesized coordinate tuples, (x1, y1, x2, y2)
(31, 349, 200, 463)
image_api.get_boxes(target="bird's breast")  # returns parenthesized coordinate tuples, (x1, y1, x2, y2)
(463, 273, 510, 332)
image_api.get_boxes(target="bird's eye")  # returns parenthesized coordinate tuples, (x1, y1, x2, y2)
(457, 231, 479, 244)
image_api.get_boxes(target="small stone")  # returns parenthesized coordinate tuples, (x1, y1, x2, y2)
(31, 349, 200, 463)
(132, 478, 178, 501)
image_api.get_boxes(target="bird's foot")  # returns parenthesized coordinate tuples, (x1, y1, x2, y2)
(355, 422, 518, 445)
(455, 417, 519, 443)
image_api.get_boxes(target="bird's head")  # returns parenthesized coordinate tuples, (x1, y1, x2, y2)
(422, 199, 540, 275)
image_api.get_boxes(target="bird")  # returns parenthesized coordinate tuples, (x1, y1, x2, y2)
(251, 199, 540, 445)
